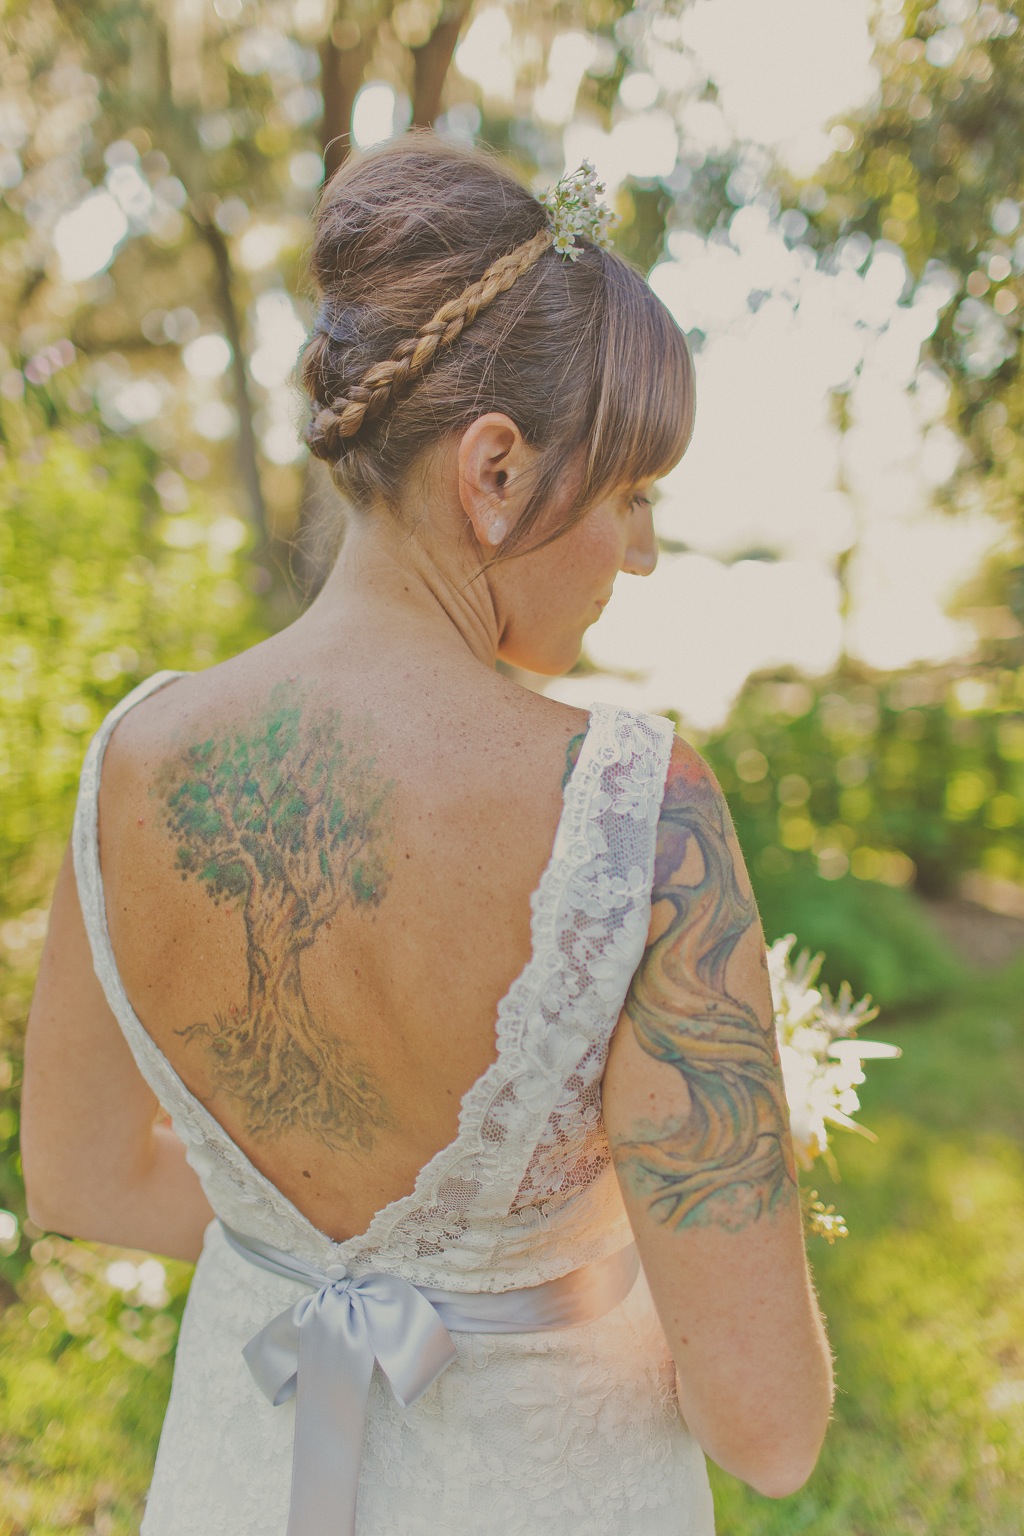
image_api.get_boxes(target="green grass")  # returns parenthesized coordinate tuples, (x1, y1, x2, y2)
(0, 1310, 176, 1533)
(710, 954, 1024, 1534)
(2, 953, 1023, 1534)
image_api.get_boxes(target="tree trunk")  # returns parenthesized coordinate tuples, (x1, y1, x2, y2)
(410, 2, 473, 128)
(201, 888, 392, 1149)
(192, 212, 270, 548)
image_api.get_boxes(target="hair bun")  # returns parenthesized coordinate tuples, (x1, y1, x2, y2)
(294, 128, 694, 562)
(313, 303, 364, 347)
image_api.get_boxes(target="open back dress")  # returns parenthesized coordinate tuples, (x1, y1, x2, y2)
(71, 670, 715, 1536)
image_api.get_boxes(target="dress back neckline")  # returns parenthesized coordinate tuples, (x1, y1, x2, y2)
(71, 669, 639, 1269)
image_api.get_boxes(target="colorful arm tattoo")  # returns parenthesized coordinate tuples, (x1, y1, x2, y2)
(152, 682, 395, 1153)
(562, 730, 587, 789)
(611, 745, 797, 1232)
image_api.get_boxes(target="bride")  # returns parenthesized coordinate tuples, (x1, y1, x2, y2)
(20, 129, 833, 1534)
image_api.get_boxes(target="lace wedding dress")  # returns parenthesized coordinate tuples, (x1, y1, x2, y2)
(71, 671, 716, 1536)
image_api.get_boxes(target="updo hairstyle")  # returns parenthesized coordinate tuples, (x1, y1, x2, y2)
(297, 128, 695, 563)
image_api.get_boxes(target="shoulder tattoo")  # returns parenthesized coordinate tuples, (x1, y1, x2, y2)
(610, 746, 797, 1232)
(562, 730, 587, 789)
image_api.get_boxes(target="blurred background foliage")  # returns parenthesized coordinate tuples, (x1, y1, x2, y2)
(697, 657, 1024, 1009)
(1, 0, 1022, 1530)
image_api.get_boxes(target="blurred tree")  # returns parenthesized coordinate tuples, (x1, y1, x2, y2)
(692, 653, 1024, 1002)
(773, 0, 1024, 669)
(0, 0, 661, 604)
(0, 352, 266, 1290)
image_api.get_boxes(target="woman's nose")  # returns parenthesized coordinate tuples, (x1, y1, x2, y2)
(622, 501, 658, 577)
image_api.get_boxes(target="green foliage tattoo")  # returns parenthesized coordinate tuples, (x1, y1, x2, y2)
(153, 683, 395, 1152)
(562, 730, 587, 789)
(613, 748, 797, 1231)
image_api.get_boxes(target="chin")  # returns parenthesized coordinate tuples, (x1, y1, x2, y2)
(499, 635, 583, 677)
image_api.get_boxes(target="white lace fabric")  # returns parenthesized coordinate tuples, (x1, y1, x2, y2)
(70, 671, 715, 1535)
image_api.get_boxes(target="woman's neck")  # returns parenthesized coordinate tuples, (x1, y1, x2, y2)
(298, 512, 501, 671)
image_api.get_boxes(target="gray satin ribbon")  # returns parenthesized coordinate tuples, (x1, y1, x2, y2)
(219, 1219, 640, 1536)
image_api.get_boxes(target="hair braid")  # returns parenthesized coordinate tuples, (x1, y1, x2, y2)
(311, 225, 554, 455)
(295, 131, 694, 569)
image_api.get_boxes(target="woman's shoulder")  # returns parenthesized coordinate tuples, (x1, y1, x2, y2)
(86, 659, 269, 854)
(94, 657, 687, 841)
(92, 650, 307, 777)
(90, 660, 578, 838)
(493, 674, 678, 755)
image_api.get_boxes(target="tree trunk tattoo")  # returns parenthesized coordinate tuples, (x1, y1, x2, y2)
(613, 747, 797, 1231)
(153, 685, 395, 1152)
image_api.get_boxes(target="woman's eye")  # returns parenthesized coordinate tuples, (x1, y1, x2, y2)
(630, 494, 652, 512)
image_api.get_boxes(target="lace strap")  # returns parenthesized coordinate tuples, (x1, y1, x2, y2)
(474, 704, 677, 1219)
(70, 670, 189, 1024)
(555, 700, 675, 1042)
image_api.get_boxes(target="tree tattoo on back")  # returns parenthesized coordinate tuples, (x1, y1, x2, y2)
(612, 746, 797, 1232)
(152, 684, 396, 1153)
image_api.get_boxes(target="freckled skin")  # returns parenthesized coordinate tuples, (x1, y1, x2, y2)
(492, 487, 657, 675)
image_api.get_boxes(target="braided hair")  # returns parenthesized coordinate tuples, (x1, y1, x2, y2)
(307, 225, 552, 462)
(296, 128, 694, 563)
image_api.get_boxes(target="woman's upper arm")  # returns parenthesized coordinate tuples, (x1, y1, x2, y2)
(20, 839, 160, 1228)
(601, 735, 833, 1497)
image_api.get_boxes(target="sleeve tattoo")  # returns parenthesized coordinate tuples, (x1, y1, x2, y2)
(611, 747, 797, 1232)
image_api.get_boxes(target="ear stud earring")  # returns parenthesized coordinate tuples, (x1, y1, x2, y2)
(487, 517, 508, 546)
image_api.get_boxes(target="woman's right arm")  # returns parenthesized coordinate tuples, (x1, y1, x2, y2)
(601, 736, 834, 1499)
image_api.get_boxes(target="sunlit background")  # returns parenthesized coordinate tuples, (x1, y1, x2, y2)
(461, 0, 1011, 726)
(2, 1, 1024, 1530)
(23, 0, 1016, 731)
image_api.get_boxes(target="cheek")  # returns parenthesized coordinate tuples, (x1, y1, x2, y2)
(496, 510, 624, 671)
(557, 518, 622, 589)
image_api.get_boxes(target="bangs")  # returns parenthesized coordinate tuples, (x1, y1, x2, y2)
(582, 262, 696, 504)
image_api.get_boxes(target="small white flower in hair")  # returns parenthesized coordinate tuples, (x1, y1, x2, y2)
(539, 160, 619, 262)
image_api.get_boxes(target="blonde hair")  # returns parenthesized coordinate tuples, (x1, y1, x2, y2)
(297, 128, 695, 562)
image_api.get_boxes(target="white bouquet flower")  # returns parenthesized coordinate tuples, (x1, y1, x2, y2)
(767, 934, 901, 1241)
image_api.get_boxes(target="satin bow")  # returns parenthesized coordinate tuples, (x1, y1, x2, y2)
(221, 1225, 456, 1536)
(220, 1221, 640, 1536)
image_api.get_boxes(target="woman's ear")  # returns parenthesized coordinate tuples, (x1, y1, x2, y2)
(457, 413, 533, 550)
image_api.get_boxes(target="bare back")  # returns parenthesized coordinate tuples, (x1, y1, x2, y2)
(98, 635, 590, 1244)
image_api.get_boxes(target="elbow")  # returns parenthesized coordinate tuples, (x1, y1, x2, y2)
(22, 1156, 90, 1241)
(715, 1430, 827, 1501)
(21, 1158, 50, 1231)
(23, 1178, 71, 1239)
(687, 1387, 832, 1500)
(21, 1126, 128, 1243)
(24, 1192, 101, 1245)
(20, 1130, 63, 1234)
(746, 1445, 823, 1500)
(736, 1407, 831, 1499)
(24, 1189, 59, 1236)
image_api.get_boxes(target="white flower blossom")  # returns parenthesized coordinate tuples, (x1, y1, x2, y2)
(768, 934, 900, 1174)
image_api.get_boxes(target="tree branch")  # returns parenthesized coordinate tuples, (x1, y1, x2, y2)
(190, 773, 269, 894)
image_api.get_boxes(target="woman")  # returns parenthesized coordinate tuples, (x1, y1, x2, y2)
(21, 130, 833, 1535)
